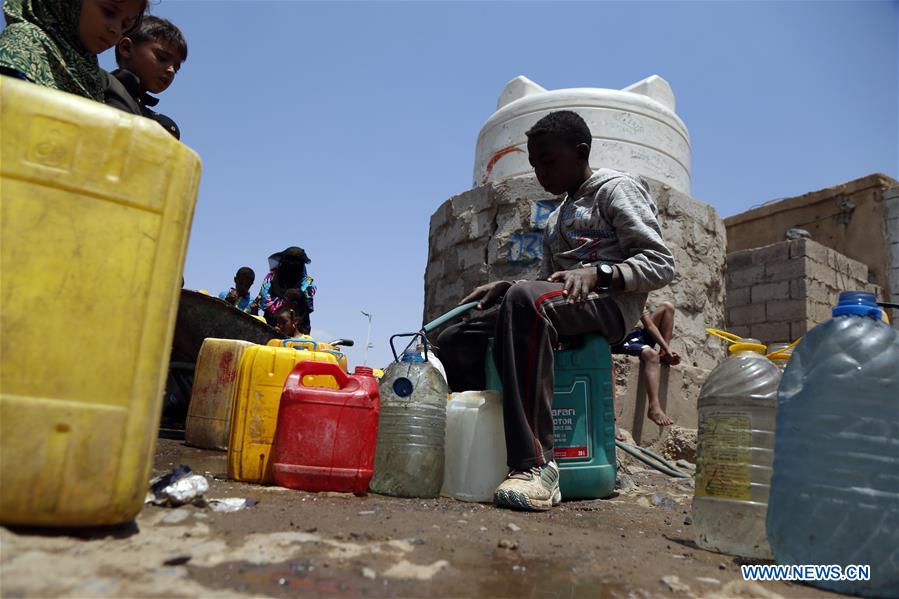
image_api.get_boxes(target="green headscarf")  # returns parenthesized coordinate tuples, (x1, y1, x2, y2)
(0, 0, 104, 101)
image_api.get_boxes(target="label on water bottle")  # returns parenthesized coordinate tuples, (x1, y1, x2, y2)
(695, 412, 751, 500)
(552, 379, 590, 461)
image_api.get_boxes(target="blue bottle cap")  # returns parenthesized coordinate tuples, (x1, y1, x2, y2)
(400, 350, 425, 363)
(832, 291, 882, 319)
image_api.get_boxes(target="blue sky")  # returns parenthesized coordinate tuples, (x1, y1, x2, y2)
(92, 0, 897, 368)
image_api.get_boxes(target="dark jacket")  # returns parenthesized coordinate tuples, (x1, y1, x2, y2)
(102, 68, 180, 139)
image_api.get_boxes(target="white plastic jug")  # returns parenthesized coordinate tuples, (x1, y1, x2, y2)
(442, 391, 507, 502)
(767, 292, 899, 597)
(693, 339, 781, 559)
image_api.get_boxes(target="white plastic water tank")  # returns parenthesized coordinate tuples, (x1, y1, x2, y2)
(473, 75, 692, 195)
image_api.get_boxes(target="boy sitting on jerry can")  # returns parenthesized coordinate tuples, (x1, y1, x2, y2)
(435, 111, 676, 512)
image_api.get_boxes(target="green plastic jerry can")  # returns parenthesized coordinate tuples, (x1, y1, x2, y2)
(486, 334, 616, 500)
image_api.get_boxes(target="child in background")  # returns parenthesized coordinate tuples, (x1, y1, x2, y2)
(282, 289, 312, 335)
(612, 302, 680, 428)
(255, 246, 316, 328)
(218, 267, 255, 313)
(0, 0, 146, 101)
(103, 15, 186, 138)
(273, 306, 301, 339)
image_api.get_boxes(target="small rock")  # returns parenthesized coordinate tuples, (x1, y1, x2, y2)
(362, 567, 377, 580)
(358, 510, 375, 516)
(408, 538, 425, 545)
(785, 227, 811, 240)
(706, 580, 784, 598)
(683, 515, 693, 525)
(636, 496, 652, 508)
(677, 480, 695, 492)
(512, 564, 526, 572)
(163, 555, 191, 566)
(278, 578, 287, 586)
(651, 494, 678, 510)
(479, 526, 487, 532)
(661, 575, 690, 593)
(660, 426, 697, 463)
(160, 508, 191, 524)
(497, 539, 519, 550)
(696, 577, 721, 585)
(615, 473, 636, 491)
(718, 562, 727, 570)
(456, 519, 468, 525)
(506, 523, 521, 532)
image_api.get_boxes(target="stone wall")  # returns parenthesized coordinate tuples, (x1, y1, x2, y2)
(725, 239, 881, 343)
(424, 174, 728, 444)
(885, 186, 899, 325)
(724, 173, 898, 300)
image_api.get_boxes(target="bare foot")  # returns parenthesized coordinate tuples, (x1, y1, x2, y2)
(615, 422, 626, 442)
(648, 407, 674, 427)
(660, 351, 681, 366)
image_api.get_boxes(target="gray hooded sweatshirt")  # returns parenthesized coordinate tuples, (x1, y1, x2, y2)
(536, 168, 676, 331)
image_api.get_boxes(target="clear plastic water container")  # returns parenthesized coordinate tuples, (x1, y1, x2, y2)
(767, 292, 899, 597)
(693, 339, 781, 559)
(370, 346, 447, 497)
(442, 391, 506, 502)
(766, 342, 793, 372)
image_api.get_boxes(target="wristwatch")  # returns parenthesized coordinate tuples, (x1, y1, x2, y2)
(595, 264, 615, 290)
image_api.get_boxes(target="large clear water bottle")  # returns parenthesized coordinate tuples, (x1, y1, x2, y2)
(370, 345, 447, 498)
(767, 292, 899, 597)
(693, 339, 782, 559)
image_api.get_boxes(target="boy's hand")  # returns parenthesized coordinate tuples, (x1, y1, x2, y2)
(225, 289, 238, 303)
(549, 268, 598, 303)
(460, 281, 512, 310)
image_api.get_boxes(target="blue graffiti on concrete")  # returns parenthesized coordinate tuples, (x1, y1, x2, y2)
(532, 199, 558, 230)
(507, 232, 543, 265)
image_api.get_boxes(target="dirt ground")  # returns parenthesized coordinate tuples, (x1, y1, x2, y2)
(1, 439, 841, 598)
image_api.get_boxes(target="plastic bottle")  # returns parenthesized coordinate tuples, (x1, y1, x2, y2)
(693, 339, 781, 559)
(767, 292, 899, 597)
(766, 342, 793, 372)
(442, 391, 506, 502)
(370, 346, 447, 497)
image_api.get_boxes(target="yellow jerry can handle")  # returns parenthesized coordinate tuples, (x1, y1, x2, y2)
(705, 328, 742, 344)
(766, 337, 802, 361)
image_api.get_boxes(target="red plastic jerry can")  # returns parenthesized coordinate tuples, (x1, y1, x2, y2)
(272, 362, 380, 495)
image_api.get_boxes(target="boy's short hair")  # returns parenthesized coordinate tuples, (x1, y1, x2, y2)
(115, 16, 188, 64)
(236, 266, 255, 280)
(525, 110, 592, 149)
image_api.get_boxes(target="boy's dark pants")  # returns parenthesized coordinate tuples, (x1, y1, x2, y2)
(434, 281, 625, 471)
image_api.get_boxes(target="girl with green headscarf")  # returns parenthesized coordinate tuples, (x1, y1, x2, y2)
(0, 0, 145, 101)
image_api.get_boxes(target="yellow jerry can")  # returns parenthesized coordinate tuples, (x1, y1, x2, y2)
(0, 76, 201, 526)
(227, 345, 339, 484)
(267, 337, 349, 372)
(185, 339, 256, 451)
